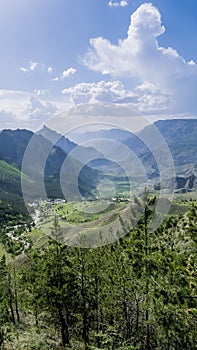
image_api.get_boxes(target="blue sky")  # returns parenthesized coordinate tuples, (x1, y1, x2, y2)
(0, 0, 197, 131)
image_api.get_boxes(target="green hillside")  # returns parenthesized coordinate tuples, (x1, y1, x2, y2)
(0, 197, 196, 349)
(0, 160, 22, 179)
(0, 160, 32, 225)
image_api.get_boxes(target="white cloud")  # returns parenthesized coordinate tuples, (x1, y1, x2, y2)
(47, 66, 53, 73)
(29, 61, 38, 71)
(108, 1, 128, 7)
(135, 81, 171, 112)
(0, 89, 59, 130)
(188, 60, 195, 66)
(61, 67, 76, 79)
(19, 60, 38, 73)
(62, 80, 135, 105)
(19, 61, 54, 74)
(20, 67, 28, 73)
(83, 3, 197, 115)
(19, 62, 75, 82)
(61, 79, 171, 113)
(26, 95, 57, 122)
(51, 68, 77, 82)
(0, 110, 19, 128)
(52, 77, 59, 81)
(34, 89, 49, 96)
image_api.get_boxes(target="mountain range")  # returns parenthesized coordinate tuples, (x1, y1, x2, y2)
(0, 129, 100, 220)
(39, 120, 197, 192)
(0, 118, 196, 218)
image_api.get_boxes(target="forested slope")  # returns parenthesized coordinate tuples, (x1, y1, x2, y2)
(0, 197, 196, 349)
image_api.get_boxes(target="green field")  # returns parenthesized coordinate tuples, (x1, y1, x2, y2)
(36, 200, 130, 247)
(33, 194, 196, 248)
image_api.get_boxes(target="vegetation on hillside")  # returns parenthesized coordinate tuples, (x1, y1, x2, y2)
(0, 195, 196, 349)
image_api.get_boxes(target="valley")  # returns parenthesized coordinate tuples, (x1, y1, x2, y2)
(0, 119, 197, 349)
(0, 194, 196, 349)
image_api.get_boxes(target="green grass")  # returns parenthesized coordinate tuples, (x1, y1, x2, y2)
(0, 160, 21, 179)
(36, 200, 129, 246)
(168, 202, 189, 215)
(25, 228, 48, 249)
(173, 192, 197, 201)
(1, 194, 196, 252)
(52, 201, 126, 224)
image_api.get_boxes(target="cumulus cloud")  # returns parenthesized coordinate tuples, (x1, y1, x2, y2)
(20, 67, 29, 73)
(108, 1, 128, 7)
(51, 67, 77, 82)
(62, 80, 135, 105)
(26, 95, 57, 122)
(61, 79, 171, 113)
(29, 61, 38, 71)
(47, 66, 53, 73)
(135, 81, 171, 112)
(19, 61, 55, 75)
(19, 60, 38, 73)
(0, 110, 19, 129)
(62, 67, 76, 79)
(0, 89, 58, 130)
(83, 2, 197, 115)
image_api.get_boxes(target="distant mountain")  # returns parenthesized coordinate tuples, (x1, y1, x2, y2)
(150, 119, 197, 166)
(68, 127, 159, 178)
(69, 128, 134, 144)
(137, 119, 197, 191)
(70, 119, 197, 192)
(72, 119, 197, 167)
(0, 119, 196, 212)
(38, 125, 77, 153)
(0, 129, 100, 201)
(38, 125, 106, 168)
(38, 125, 129, 175)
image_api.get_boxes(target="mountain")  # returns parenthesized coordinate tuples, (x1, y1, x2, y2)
(134, 119, 197, 190)
(0, 160, 33, 224)
(38, 125, 105, 168)
(0, 129, 100, 201)
(0, 129, 33, 166)
(134, 120, 197, 190)
(72, 119, 197, 167)
(150, 119, 197, 166)
(38, 125, 77, 154)
(70, 119, 197, 192)
(0, 160, 30, 196)
(68, 127, 159, 178)
(0, 119, 196, 213)
(69, 128, 134, 144)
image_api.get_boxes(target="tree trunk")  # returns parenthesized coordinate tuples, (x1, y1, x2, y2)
(8, 274, 15, 325)
(81, 251, 89, 348)
(58, 305, 70, 347)
(13, 264, 20, 323)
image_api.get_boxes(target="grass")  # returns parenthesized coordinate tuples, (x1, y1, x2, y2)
(173, 192, 197, 201)
(1, 192, 196, 252)
(35, 200, 129, 247)
(32, 195, 197, 247)
(168, 202, 189, 215)
(25, 228, 48, 250)
(0, 160, 22, 179)
(53, 201, 125, 223)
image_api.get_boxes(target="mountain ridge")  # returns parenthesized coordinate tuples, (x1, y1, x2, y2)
(0, 119, 196, 210)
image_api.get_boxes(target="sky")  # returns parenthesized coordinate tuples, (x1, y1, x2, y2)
(0, 0, 197, 131)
